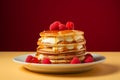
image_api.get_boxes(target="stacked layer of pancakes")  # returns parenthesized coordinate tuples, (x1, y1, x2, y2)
(36, 30, 86, 64)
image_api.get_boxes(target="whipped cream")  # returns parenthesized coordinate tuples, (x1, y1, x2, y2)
(66, 44, 74, 50)
(74, 35, 84, 41)
(41, 38, 55, 44)
(41, 37, 64, 44)
(77, 45, 83, 50)
(38, 54, 44, 60)
(65, 36, 73, 42)
(52, 44, 83, 51)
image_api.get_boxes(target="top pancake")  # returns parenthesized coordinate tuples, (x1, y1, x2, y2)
(40, 30, 84, 37)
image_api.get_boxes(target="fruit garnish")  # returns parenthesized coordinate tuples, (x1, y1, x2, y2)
(70, 56, 81, 64)
(59, 24, 66, 30)
(25, 55, 33, 62)
(25, 55, 39, 63)
(83, 53, 94, 63)
(66, 21, 74, 30)
(49, 21, 61, 30)
(41, 57, 51, 64)
(31, 57, 39, 63)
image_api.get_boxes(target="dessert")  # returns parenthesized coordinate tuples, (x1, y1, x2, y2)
(36, 21, 86, 64)
(25, 21, 94, 64)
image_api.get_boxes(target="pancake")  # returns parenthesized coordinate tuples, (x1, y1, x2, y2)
(50, 56, 85, 64)
(36, 29, 86, 64)
(36, 52, 85, 64)
(37, 39, 86, 46)
(40, 30, 84, 37)
(37, 48, 86, 54)
(36, 53, 85, 60)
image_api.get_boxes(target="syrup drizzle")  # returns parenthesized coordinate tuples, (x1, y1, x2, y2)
(54, 36, 58, 63)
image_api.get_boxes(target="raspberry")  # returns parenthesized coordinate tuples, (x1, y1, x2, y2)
(70, 56, 81, 64)
(66, 21, 74, 30)
(59, 24, 66, 30)
(41, 57, 51, 64)
(25, 55, 39, 63)
(83, 54, 94, 63)
(85, 53, 93, 57)
(25, 55, 33, 63)
(49, 21, 61, 30)
(49, 24, 59, 30)
(31, 57, 39, 63)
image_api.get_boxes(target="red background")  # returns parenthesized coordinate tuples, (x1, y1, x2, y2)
(0, 0, 120, 51)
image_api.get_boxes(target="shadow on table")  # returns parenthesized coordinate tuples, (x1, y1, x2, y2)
(21, 63, 120, 77)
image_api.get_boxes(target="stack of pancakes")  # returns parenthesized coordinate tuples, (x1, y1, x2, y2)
(36, 30, 86, 64)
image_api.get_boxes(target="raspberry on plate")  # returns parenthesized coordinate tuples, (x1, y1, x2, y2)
(31, 57, 39, 63)
(25, 55, 33, 63)
(41, 57, 51, 64)
(70, 56, 81, 64)
(83, 53, 94, 63)
(25, 55, 39, 63)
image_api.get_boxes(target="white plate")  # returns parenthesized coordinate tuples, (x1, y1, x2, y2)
(13, 53, 106, 73)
